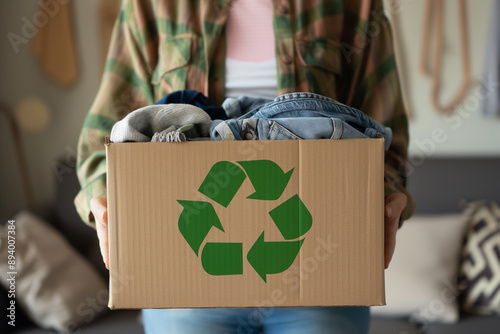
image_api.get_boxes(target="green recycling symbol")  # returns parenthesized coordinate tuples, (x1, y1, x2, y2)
(177, 160, 312, 282)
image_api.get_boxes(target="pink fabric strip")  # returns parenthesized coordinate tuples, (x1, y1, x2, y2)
(225, 0, 275, 62)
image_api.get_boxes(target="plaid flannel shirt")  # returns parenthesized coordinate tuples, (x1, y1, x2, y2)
(75, 0, 416, 227)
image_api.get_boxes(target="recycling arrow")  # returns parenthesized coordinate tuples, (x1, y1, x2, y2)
(247, 232, 304, 283)
(268, 194, 312, 240)
(177, 200, 224, 255)
(177, 159, 313, 282)
(198, 161, 246, 207)
(237, 160, 293, 200)
(202, 242, 243, 275)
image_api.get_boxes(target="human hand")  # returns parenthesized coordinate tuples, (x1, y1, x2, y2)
(384, 193, 407, 269)
(90, 197, 109, 270)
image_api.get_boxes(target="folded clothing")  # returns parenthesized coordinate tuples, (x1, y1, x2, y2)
(111, 91, 392, 149)
(110, 104, 211, 143)
(156, 89, 228, 120)
(211, 92, 393, 151)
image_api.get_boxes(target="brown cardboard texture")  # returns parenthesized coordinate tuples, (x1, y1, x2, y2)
(106, 139, 385, 309)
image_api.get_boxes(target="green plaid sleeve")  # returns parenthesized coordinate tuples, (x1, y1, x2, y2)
(74, 1, 156, 227)
(346, 1, 416, 224)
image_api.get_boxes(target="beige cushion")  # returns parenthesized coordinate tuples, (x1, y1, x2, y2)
(0, 211, 107, 333)
(371, 214, 469, 324)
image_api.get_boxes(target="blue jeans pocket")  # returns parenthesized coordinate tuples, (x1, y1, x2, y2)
(267, 121, 303, 140)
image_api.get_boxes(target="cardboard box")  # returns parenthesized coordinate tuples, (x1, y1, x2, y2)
(106, 139, 385, 309)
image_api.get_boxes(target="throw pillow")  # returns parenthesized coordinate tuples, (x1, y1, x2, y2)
(0, 211, 108, 333)
(371, 214, 469, 324)
(459, 201, 500, 315)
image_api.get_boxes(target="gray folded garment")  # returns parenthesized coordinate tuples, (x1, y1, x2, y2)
(151, 128, 186, 142)
(110, 104, 211, 143)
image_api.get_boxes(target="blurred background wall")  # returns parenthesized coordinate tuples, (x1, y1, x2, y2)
(390, 0, 500, 157)
(0, 0, 104, 217)
(1, 0, 499, 219)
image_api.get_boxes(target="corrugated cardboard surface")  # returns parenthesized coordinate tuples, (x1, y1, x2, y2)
(106, 139, 385, 309)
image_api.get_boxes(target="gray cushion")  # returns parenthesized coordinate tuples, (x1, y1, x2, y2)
(0, 211, 107, 333)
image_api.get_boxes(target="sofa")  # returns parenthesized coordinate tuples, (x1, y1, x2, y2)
(5, 157, 500, 334)
(369, 158, 500, 334)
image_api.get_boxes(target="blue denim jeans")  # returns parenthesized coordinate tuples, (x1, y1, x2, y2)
(213, 92, 392, 151)
(222, 96, 273, 119)
(143, 306, 370, 334)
